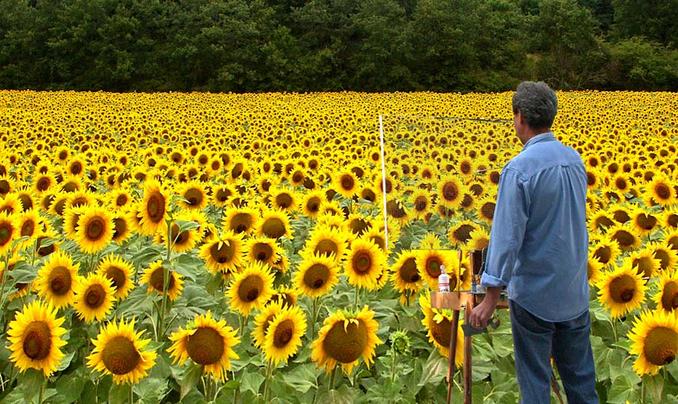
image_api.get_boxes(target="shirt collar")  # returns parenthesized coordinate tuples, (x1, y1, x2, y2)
(522, 132, 555, 150)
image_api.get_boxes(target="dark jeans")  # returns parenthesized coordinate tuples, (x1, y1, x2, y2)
(509, 300, 599, 404)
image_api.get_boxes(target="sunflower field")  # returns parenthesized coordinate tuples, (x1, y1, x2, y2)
(0, 90, 676, 403)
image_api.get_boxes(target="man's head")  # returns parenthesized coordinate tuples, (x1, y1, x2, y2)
(512, 81, 558, 144)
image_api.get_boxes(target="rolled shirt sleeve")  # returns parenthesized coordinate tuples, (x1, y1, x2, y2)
(480, 167, 530, 288)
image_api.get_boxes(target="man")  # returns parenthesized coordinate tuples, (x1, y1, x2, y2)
(469, 81, 598, 403)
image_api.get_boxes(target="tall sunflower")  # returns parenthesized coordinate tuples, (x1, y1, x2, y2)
(294, 252, 339, 298)
(138, 180, 168, 235)
(168, 311, 240, 381)
(73, 273, 116, 323)
(34, 250, 80, 309)
(246, 236, 280, 267)
(311, 306, 382, 374)
(199, 231, 245, 274)
(97, 254, 135, 300)
(141, 260, 184, 301)
(654, 270, 678, 314)
(419, 292, 464, 366)
(87, 318, 157, 384)
(75, 206, 114, 254)
(226, 261, 275, 316)
(264, 306, 308, 366)
(628, 310, 678, 376)
(0, 211, 18, 256)
(257, 209, 293, 240)
(253, 302, 284, 349)
(437, 176, 464, 210)
(7, 300, 67, 376)
(344, 239, 385, 291)
(597, 261, 646, 318)
(302, 225, 348, 262)
(645, 175, 676, 206)
(332, 171, 359, 199)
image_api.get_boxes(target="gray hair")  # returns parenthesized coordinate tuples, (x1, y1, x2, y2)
(512, 81, 558, 129)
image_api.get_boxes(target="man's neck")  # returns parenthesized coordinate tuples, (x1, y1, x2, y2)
(519, 128, 550, 145)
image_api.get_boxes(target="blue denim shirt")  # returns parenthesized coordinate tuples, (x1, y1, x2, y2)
(480, 132, 590, 322)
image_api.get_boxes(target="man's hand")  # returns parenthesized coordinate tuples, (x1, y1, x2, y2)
(468, 287, 501, 329)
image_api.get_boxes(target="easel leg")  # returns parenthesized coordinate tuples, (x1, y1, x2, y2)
(447, 309, 460, 404)
(463, 300, 474, 404)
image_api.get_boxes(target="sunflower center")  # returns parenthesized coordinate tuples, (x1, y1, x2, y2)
(37, 177, 51, 191)
(262, 218, 285, 239)
(655, 184, 671, 200)
(238, 275, 264, 302)
(105, 266, 127, 291)
(146, 193, 166, 223)
(85, 284, 106, 308)
(610, 274, 636, 303)
(22, 321, 52, 360)
(304, 263, 330, 289)
(149, 267, 175, 292)
(273, 319, 295, 348)
(425, 257, 442, 279)
(643, 326, 677, 366)
(352, 251, 372, 274)
(661, 281, 678, 311)
(414, 196, 427, 211)
(349, 219, 370, 235)
(211, 241, 235, 264)
(633, 256, 654, 277)
(102, 336, 141, 375)
(453, 224, 474, 243)
(612, 230, 635, 249)
(254, 243, 273, 262)
(116, 194, 128, 207)
(21, 220, 35, 237)
(86, 217, 106, 241)
(0, 223, 13, 246)
(231, 213, 253, 233)
(340, 175, 355, 190)
(431, 317, 452, 347)
(113, 218, 127, 240)
(170, 224, 189, 245)
(442, 182, 459, 201)
(361, 189, 376, 202)
(323, 319, 368, 364)
(307, 197, 321, 213)
(186, 326, 225, 365)
(216, 188, 231, 202)
(481, 202, 495, 220)
(315, 239, 338, 256)
(594, 246, 612, 264)
(636, 214, 657, 230)
(460, 161, 471, 175)
(400, 257, 420, 283)
(386, 200, 406, 218)
(49, 265, 72, 296)
(275, 194, 293, 209)
(185, 188, 203, 207)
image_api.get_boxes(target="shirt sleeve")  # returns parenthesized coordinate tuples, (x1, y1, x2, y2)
(480, 167, 530, 288)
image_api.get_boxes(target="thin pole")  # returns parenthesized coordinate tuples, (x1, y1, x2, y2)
(378, 115, 389, 251)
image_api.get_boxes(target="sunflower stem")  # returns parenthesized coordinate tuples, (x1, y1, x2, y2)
(329, 368, 336, 391)
(158, 218, 173, 341)
(38, 375, 46, 404)
(263, 359, 274, 402)
(353, 287, 360, 310)
(129, 383, 134, 404)
(390, 347, 398, 383)
(311, 297, 319, 337)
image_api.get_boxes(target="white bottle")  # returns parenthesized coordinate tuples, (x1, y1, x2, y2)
(438, 265, 450, 293)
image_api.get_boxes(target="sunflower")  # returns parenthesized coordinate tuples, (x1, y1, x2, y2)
(34, 251, 80, 309)
(629, 206, 659, 236)
(16, 208, 40, 250)
(417, 249, 457, 290)
(345, 239, 385, 291)
(270, 188, 298, 212)
(270, 285, 298, 308)
(246, 237, 280, 267)
(199, 231, 245, 274)
(468, 228, 490, 251)
(589, 208, 615, 234)
(168, 311, 240, 381)
(301, 190, 325, 218)
(73, 273, 116, 323)
(587, 254, 604, 286)
(333, 171, 359, 199)
(177, 180, 208, 210)
(63, 205, 85, 239)
(258, 209, 293, 240)
(448, 220, 478, 247)
(141, 260, 184, 301)
(75, 206, 114, 254)
(628, 248, 661, 278)
(311, 306, 382, 374)
(628, 310, 678, 376)
(606, 223, 641, 252)
(88, 318, 157, 384)
(0, 193, 22, 215)
(597, 261, 646, 318)
(648, 241, 678, 272)
(264, 305, 308, 365)
(212, 184, 235, 207)
(437, 176, 463, 210)
(390, 250, 423, 294)
(662, 208, 678, 230)
(411, 189, 434, 220)
(646, 175, 676, 206)
(227, 261, 275, 316)
(418, 233, 442, 250)
(0, 211, 18, 256)
(138, 180, 168, 235)
(253, 302, 284, 348)
(155, 217, 200, 254)
(654, 270, 678, 314)
(97, 255, 135, 300)
(476, 196, 496, 224)
(302, 225, 348, 262)
(110, 189, 133, 210)
(111, 212, 133, 244)
(7, 300, 67, 376)
(591, 235, 621, 266)
(419, 292, 464, 366)
(294, 252, 339, 298)
(223, 207, 259, 235)
(345, 213, 372, 237)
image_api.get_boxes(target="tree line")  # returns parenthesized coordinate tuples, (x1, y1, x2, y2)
(0, 0, 676, 92)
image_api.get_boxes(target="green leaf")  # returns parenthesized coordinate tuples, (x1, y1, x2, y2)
(418, 351, 448, 387)
(180, 363, 203, 400)
(282, 364, 319, 394)
(17, 369, 44, 402)
(134, 377, 169, 403)
(108, 383, 131, 404)
(240, 370, 265, 396)
(316, 385, 356, 404)
(643, 374, 664, 403)
(56, 350, 75, 372)
(54, 371, 86, 404)
(175, 220, 201, 233)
